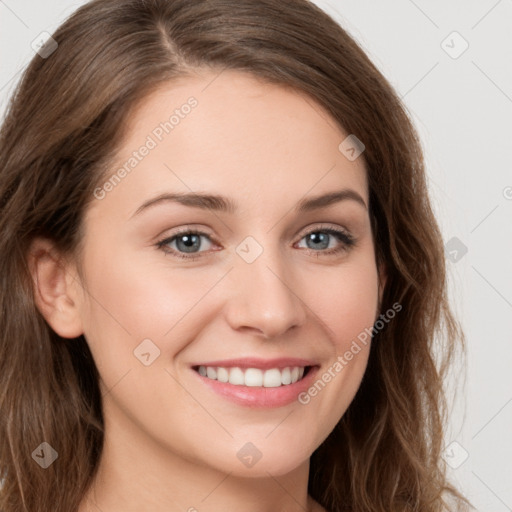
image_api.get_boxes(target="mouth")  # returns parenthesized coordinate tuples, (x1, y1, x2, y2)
(191, 364, 314, 388)
(190, 358, 321, 408)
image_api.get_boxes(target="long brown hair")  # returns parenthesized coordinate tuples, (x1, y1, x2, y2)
(0, 1, 472, 510)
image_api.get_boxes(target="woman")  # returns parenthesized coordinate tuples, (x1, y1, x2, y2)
(0, 0, 472, 511)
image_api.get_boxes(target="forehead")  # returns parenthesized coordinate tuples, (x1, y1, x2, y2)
(92, 69, 368, 221)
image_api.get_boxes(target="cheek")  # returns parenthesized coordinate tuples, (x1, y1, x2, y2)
(78, 244, 227, 372)
(300, 257, 379, 429)
(313, 258, 380, 349)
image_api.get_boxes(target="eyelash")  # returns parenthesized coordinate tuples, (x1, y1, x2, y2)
(155, 224, 356, 261)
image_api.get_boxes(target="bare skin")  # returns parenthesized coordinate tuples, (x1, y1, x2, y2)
(31, 69, 385, 512)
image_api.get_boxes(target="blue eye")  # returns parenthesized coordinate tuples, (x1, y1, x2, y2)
(296, 228, 355, 254)
(156, 229, 214, 260)
(156, 225, 356, 261)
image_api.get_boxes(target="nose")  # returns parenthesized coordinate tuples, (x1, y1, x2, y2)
(224, 243, 307, 339)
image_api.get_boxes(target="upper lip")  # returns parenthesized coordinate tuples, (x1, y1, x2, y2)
(190, 357, 318, 371)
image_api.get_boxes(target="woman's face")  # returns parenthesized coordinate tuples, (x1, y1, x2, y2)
(72, 69, 383, 477)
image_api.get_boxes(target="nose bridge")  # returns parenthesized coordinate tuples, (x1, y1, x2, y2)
(225, 234, 307, 338)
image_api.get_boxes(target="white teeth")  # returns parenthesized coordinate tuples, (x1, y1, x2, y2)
(281, 367, 291, 385)
(263, 368, 282, 388)
(228, 367, 245, 385)
(216, 367, 229, 383)
(196, 365, 308, 387)
(245, 368, 263, 387)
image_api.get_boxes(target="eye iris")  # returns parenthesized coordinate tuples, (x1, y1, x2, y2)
(307, 232, 329, 250)
(176, 234, 201, 253)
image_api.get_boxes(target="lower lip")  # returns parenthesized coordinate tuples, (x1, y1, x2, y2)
(192, 366, 320, 408)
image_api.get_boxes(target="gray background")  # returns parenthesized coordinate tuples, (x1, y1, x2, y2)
(1, 1, 511, 510)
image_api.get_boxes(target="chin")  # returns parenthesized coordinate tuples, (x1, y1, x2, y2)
(227, 457, 307, 478)
(225, 442, 312, 478)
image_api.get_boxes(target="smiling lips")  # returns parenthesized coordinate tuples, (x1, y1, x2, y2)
(190, 357, 317, 389)
(191, 358, 321, 408)
(195, 365, 308, 387)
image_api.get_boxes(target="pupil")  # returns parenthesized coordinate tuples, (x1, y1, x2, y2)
(309, 232, 328, 249)
(178, 234, 200, 252)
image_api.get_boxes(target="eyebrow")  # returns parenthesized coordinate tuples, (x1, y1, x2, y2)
(131, 188, 367, 218)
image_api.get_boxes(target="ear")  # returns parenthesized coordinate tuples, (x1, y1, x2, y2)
(28, 237, 84, 338)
